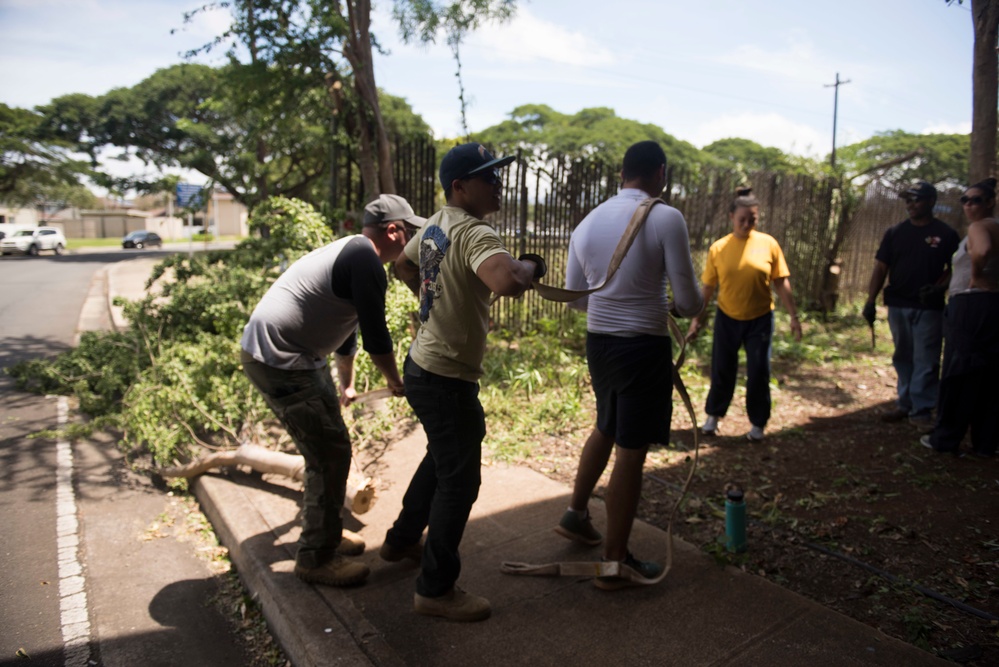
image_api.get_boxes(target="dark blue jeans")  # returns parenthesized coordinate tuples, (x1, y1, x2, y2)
(386, 357, 484, 597)
(705, 309, 774, 428)
(886, 306, 943, 417)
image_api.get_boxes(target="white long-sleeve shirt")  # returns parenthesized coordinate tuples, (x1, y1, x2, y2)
(566, 188, 703, 336)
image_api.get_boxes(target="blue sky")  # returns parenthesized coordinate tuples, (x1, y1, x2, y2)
(0, 0, 975, 168)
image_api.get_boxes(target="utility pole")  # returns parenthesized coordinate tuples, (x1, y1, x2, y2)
(825, 72, 851, 168)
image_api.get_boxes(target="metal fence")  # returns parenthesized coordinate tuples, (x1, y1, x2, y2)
(377, 145, 968, 332)
(484, 157, 845, 331)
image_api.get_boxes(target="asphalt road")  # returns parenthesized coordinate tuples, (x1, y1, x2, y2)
(0, 248, 251, 667)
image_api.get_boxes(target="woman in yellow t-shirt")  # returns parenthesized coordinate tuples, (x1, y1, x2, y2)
(686, 188, 802, 441)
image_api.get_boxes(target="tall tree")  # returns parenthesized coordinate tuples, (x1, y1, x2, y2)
(393, 1, 517, 138)
(183, 0, 398, 204)
(0, 103, 97, 210)
(948, 0, 999, 182)
(38, 63, 430, 212)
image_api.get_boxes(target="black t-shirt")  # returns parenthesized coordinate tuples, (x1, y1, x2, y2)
(331, 236, 393, 356)
(875, 218, 960, 310)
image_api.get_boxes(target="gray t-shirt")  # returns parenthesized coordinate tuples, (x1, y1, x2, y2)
(566, 189, 703, 335)
(241, 235, 392, 370)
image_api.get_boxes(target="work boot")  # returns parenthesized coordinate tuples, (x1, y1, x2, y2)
(414, 587, 491, 622)
(294, 554, 369, 587)
(379, 539, 424, 564)
(554, 509, 602, 546)
(336, 529, 366, 556)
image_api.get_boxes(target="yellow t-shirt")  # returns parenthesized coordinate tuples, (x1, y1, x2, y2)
(404, 206, 509, 382)
(701, 230, 790, 321)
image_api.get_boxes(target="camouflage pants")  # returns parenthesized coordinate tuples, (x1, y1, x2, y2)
(241, 351, 352, 568)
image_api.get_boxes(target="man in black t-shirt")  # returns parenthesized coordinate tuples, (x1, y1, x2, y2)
(863, 181, 960, 428)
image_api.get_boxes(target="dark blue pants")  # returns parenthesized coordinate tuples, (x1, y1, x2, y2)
(386, 357, 484, 597)
(705, 310, 774, 428)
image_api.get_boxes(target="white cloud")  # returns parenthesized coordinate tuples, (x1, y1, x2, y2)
(689, 112, 828, 157)
(921, 120, 971, 135)
(713, 30, 842, 84)
(474, 7, 616, 67)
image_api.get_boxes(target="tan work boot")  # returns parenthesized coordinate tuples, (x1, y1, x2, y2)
(294, 554, 369, 587)
(414, 587, 491, 622)
(378, 539, 423, 564)
(336, 529, 366, 556)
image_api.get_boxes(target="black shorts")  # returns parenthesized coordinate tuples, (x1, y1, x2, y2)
(586, 332, 673, 449)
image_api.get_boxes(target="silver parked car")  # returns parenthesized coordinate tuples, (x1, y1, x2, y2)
(0, 227, 67, 256)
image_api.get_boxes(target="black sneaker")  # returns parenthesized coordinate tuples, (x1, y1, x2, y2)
(880, 407, 908, 423)
(594, 552, 663, 591)
(554, 509, 602, 546)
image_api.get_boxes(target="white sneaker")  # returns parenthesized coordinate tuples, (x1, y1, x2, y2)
(701, 415, 719, 435)
(746, 425, 764, 442)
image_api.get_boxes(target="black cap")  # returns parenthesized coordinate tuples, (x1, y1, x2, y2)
(439, 143, 515, 191)
(900, 180, 937, 200)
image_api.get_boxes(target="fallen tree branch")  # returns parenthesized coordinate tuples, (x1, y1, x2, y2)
(161, 443, 376, 515)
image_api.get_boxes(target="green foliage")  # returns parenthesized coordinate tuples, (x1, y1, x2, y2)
(703, 138, 795, 173)
(479, 315, 590, 460)
(7, 330, 147, 417)
(393, 0, 517, 44)
(474, 104, 705, 171)
(0, 102, 97, 207)
(835, 130, 969, 188)
(8, 196, 340, 467)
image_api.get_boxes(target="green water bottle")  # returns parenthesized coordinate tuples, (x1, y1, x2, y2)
(725, 486, 747, 553)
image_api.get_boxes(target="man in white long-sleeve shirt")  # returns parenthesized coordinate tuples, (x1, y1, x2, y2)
(556, 140, 703, 590)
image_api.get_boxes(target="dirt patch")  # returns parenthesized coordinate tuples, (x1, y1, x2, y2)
(516, 358, 999, 665)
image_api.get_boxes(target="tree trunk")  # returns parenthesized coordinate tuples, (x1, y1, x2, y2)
(160, 443, 377, 515)
(343, 0, 397, 202)
(970, 0, 999, 183)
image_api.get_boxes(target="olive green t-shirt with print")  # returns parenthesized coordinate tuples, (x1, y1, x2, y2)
(404, 205, 509, 382)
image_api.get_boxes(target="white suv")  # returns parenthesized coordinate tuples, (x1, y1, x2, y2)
(0, 227, 66, 256)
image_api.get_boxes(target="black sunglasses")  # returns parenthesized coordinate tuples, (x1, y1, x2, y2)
(903, 195, 929, 203)
(960, 195, 985, 205)
(464, 169, 500, 185)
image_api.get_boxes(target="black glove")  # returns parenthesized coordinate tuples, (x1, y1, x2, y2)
(519, 253, 547, 280)
(862, 301, 876, 326)
(918, 284, 946, 309)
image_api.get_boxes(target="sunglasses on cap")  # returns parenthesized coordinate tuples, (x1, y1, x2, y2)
(960, 195, 986, 206)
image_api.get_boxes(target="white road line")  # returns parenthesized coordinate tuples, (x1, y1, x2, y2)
(55, 396, 91, 667)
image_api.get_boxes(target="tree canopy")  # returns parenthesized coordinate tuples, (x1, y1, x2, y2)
(35, 63, 431, 212)
(0, 103, 97, 209)
(474, 104, 704, 170)
(834, 130, 970, 189)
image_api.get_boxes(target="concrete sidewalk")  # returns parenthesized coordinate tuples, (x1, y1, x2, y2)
(106, 257, 947, 667)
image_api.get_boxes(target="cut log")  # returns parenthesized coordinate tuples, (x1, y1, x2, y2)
(161, 443, 376, 515)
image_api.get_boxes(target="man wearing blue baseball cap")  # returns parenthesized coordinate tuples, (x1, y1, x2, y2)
(382, 143, 546, 621)
(862, 180, 959, 429)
